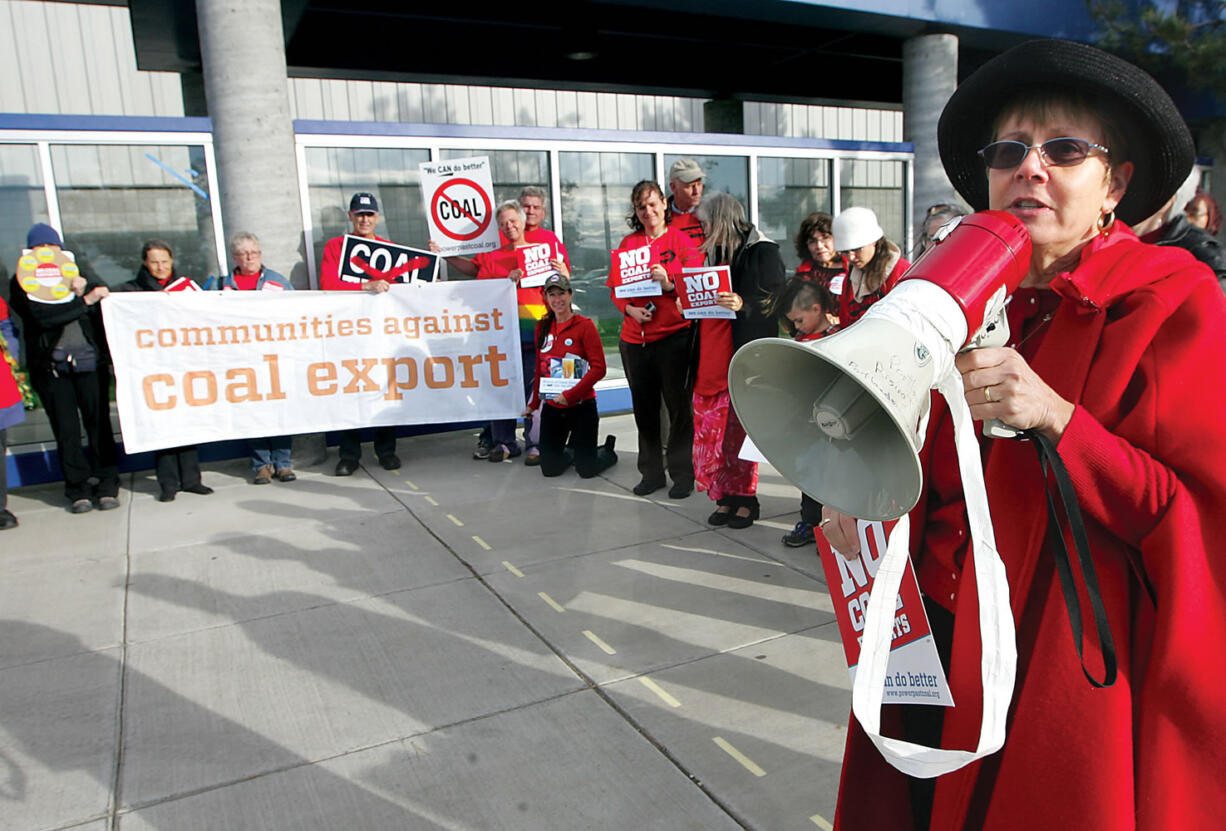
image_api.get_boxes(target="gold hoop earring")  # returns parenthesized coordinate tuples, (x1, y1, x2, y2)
(1097, 210, 1116, 235)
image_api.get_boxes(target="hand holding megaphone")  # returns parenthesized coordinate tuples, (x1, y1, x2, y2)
(729, 210, 1031, 777)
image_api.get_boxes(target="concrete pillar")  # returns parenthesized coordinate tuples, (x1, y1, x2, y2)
(903, 34, 962, 238)
(1199, 125, 1226, 242)
(195, 0, 305, 287)
(703, 98, 744, 134)
(196, 0, 324, 464)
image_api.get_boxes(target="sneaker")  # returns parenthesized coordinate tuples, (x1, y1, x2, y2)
(70, 498, 93, 514)
(335, 458, 359, 476)
(253, 465, 274, 485)
(98, 496, 121, 511)
(782, 520, 816, 548)
(378, 454, 401, 471)
(488, 444, 510, 463)
(524, 450, 541, 467)
(275, 469, 297, 482)
(472, 440, 492, 461)
(0, 508, 17, 529)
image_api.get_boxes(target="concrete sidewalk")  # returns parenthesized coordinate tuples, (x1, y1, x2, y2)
(0, 414, 850, 831)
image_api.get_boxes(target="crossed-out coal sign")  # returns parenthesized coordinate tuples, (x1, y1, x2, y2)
(420, 155, 500, 258)
(338, 236, 440, 285)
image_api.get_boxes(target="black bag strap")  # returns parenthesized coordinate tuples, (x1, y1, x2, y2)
(1024, 428, 1117, 688)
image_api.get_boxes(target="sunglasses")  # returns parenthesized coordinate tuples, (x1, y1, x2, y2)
(978, 137, 1109, 170)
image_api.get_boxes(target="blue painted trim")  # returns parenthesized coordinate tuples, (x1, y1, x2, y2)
(0, 113, 213, 133)
(6, 385, 634, 488)
(292, 119, 914, 154)
(0, 113, 912, 154)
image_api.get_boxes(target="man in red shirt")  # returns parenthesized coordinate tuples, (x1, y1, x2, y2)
(667, 158, 706, 246)
(317, 192, 401, 475)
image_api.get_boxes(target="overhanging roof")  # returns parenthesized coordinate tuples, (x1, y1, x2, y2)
(124, 0, 1097, 107)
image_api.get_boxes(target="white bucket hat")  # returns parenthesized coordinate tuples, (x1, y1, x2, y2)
(833, 207, 884, 251)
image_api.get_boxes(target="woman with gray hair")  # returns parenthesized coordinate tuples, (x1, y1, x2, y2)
(218, 231, 295, 483)
(691, 192, 786, 528)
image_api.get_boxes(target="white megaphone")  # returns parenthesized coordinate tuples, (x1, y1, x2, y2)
(728, 210, 1032, 520)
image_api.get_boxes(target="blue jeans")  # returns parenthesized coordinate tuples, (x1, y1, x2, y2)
(250, 435, 292, 472)
(490, 341, 537, 451)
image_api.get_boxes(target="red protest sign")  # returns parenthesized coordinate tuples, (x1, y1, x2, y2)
(516, 242, 557, 288)
(816, 518, 953, 705)
(609, 244, 661, 298)
(677, 266, 735, 319)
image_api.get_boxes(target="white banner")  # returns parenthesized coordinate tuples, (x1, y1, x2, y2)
(102, 282, 524, 453)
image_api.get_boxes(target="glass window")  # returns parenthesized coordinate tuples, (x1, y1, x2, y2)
(50, 144, 220, 287)
(0, 143, 49, 307)
(559, 151, 654, 377)
(663, 153, 749, 208)
(757, 157, 832, 273)
(438, 148, 553, 230)
(838, 159, 908, 252)
(304, 146, 432, 284)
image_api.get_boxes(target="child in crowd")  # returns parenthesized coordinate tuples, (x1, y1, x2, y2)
(774, 278, 838, 547)
(526, 273, 617, 477)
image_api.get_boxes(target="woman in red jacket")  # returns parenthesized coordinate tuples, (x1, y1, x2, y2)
(527, 273, 616, 477)
(609, 180, 702, 498)
(830, 206, 909, 327)
(691, 192, 786, 529)
(0, 295, 26, 529)
(824, 39, 1226, 830)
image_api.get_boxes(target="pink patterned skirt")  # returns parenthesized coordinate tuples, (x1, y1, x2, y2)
(692, 389, 758, 503)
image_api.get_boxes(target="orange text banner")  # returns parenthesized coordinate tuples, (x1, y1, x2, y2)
(101, 281, 524, 453)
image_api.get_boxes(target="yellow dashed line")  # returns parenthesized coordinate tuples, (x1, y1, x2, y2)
(639, 677, 681, 708)
(472, 536, 492, 550)
(446, 514, 464, 527)
(404, 479, 418, 490)
(538, 592, 566, 613)
(809, 815, 833, 830)
(502, 561, 524, 577)
(713, 737, 766, 777)
(424, 496, 439, 506)
(583, 630, 617, 655)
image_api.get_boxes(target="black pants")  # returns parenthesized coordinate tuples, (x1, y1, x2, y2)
(620, 329, 694, 487)
(539, 398, 616, 478)
(155, 445, 202, 493)
(31, 368, 119, 501)
(338, 427, 396, 462)
(801, 492, 823, 525)
(1, 427, 8, 509)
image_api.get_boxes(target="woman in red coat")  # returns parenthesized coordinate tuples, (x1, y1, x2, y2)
(608, 180, 703, 498)
(830, 206, 909, 328)
(526, 273, 616, 478)
(823, 39, 1226, 829)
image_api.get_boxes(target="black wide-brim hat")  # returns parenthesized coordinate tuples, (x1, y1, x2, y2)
(938, 38, 1194, 226)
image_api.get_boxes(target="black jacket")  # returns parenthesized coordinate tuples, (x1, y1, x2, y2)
(8, 269, 109, 375)
(1148, 214, 1226, 292)
(728, 229, 787, 350)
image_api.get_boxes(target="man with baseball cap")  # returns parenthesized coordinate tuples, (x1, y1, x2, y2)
(318, 192, 401, 475)
(668, 158, 706, 245)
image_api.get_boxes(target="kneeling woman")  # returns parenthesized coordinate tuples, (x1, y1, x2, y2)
(527, 273, 617, 477)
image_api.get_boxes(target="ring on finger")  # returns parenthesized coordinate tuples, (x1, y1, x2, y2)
(984, 386, 993, 403)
